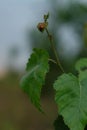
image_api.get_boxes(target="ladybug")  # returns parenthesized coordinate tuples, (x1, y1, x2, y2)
(37, 22, 47, 32)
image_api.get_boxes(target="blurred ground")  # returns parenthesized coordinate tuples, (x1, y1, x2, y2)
(0, 73, 57, 130)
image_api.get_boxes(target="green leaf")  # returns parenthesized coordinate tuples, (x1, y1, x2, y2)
(20, 48, 49, 112)
(75, 58, 87, 72)
(53, 71, 87, 130)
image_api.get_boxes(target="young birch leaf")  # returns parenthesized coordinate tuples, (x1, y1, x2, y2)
(75, 58, 87, 72)
(20, 48, 49, 112)
(53, 72, 87, 130)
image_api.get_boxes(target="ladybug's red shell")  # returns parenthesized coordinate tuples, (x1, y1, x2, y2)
(37, 23, 46, 32)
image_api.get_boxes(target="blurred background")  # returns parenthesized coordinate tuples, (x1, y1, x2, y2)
(0, 0, 87, 130)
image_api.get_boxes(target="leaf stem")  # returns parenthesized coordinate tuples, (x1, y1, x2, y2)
(49, 58, 57, 64)
(45, 28, 64, 72)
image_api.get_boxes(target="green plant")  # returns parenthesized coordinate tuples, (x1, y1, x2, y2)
(20, 13, 87, 130)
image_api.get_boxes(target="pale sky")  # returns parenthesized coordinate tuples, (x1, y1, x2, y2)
(0, 0, 49, 71)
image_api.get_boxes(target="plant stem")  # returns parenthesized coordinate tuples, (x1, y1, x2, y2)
(45, 28, 64, 72)
(49, 58, 57, 64)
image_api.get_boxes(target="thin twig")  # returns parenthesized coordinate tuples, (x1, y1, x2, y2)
(45, 28, 64, 72)
(49, 59, 57, 64)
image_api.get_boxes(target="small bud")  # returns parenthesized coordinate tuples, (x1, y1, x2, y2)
(44, 13, 49, 22)
(37, 22, 47, 32)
